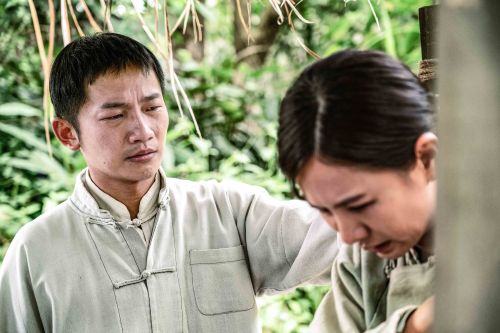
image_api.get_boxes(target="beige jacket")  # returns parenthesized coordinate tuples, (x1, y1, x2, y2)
(0, 169, 337, 333)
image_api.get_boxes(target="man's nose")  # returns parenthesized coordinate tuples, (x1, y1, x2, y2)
(129, 112, 154, 143)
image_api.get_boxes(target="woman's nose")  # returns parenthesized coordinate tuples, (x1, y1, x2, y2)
(337, 218, 369, 245)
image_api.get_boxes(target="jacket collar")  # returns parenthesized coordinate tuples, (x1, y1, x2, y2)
(70, 168, 170, 221)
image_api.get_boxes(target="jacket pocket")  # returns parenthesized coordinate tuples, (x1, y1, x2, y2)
(190, 245, 255, 315)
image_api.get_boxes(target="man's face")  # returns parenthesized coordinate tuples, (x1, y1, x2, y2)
(75, 67, 168, 190)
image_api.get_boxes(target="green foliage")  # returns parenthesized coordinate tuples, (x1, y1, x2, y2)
(259, 286, 331, 333)
(0, 0, 430, 330)
(0, 103, 84, 260)
(0, 0, 44, 104)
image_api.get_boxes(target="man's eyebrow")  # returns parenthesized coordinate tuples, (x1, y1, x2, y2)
(100, 101, 127, 109)
(98, 93, 161, 110)
(141, 93, 161, 102)
(333, 193, 366, 209)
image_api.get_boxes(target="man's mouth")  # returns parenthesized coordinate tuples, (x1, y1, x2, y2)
(126, 149, 157, 162)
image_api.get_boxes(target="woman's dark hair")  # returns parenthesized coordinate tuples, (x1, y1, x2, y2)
(278, 49, 434, 189)
(49, 32, 165, 134)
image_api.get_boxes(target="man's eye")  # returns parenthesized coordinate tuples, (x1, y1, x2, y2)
(347, 200, 376, 213)
(102, 114, 123, 120)
(146, 106, 161, 112)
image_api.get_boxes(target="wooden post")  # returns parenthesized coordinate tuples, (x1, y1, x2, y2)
(419, 5, 438, 60)
(418, 5, 438, 93)
(436, 1, 500, 331)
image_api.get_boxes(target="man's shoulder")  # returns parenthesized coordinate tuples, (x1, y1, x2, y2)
(11, 199, 76, 247)
(166, 177, 267, 197)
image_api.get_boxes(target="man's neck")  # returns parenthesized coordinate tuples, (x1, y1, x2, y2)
(88, 171, 156, 219)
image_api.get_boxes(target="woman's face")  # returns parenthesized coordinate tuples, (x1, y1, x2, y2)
(296, 152, 436, 259)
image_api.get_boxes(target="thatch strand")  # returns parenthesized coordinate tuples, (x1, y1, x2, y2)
(284, 1, 320, 59)
(80, 0, 102, 32)
(28, 0, 364, 146)
(163, 1, 202, 137)
(67, 0, 85, 37)
(60, 0, 71, 45)
(237, 0, 255, 44)
(100, 0, 114, 32)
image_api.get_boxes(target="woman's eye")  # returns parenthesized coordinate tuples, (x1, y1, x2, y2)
(347, 200, 376, 213)
(319, 208, 333, 216)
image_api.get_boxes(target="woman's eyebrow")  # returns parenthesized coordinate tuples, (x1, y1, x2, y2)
(333, 193, 366, 209)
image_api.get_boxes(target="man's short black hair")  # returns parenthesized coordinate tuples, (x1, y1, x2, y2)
(49, 32, 165, 134)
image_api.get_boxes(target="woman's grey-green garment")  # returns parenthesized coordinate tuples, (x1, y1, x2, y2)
(0, 169, 338, 333)
(309, 244, 434, 333)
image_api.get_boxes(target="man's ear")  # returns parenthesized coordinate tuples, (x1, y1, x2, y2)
(52, 118, 80, 151)
(414, 132, 438, 182)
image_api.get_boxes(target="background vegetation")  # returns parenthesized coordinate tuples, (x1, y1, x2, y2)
(0, 0, 430, 331)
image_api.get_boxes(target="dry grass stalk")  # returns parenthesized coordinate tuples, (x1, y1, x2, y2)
(154, 0, 160, 40)
(29, 0, 333, 146)
(131, 0, 202, 138)
(100, 0, 114, 31)
(60, 0, 72, 45)
(28, 0, 52, 156)
(282, 0, 313, 24)
(27, 0, 48, 72)
(236, 0, 255, 44)
(162, 0, 202, 137)
(234, 0, 318, 56)
(67, 0, 85, 37)
(245, 0, 252, 44)
(170, 0, 203, 42)
(267, 0, 285, 24)
(80, 0, 102, 32)
(284, 1, 320, 59)
(43, 0, 56, 156)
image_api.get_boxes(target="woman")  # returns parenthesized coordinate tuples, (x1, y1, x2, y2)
(278, 49, 435, 333)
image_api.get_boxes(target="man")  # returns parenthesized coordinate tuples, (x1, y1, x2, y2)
(0, 33, 337, 332)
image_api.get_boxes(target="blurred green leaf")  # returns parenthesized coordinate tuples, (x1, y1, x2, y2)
(0, 122, 48, 152)
(0, 102, 41, 118)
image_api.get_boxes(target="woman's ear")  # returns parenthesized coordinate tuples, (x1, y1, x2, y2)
(52, 118, 80, 151)
(415, 132, 438, 182)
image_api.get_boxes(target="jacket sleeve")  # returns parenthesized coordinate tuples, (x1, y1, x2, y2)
(308, 245, 417, 333)
(0, 230, 45, 333)
(220, 181, 338, 295)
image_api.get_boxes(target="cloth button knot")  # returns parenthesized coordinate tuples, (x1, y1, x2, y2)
(141, 271, 151, 279)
